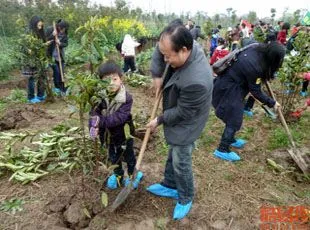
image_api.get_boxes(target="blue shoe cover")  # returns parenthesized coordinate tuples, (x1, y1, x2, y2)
(300, 91, 308, 97)
(284, 90, 294, 95)
(36, 95, 46, 101)
(28, 98, 41, 104)
(244, 110, 253, 117)
(106, 174, 122, 190)
(132, 171, 143, 188)
(231, 139, 247, 148)
(124, 171, 144, 189)
(147, 183, 178, 199)
(213, 149, 241, 162)
(53, 88, 61, 95)
(173, 201, 192, 220)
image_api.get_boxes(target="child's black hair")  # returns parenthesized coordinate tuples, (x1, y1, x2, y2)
(56, 19, 69, 34)
(97, 61, 123, 79)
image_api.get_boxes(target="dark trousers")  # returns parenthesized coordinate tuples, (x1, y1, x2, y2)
(28, 75, 45, 100)
(108, 138, 136, 176)
(53, 61, 65, 92)
(218, 126, 237, 152)
(244, 96, 255, 111)
(123, 56, 136, 73)
(302, 80, 309, 92)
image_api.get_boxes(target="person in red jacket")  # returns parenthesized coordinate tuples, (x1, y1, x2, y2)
(210, 38, 230, 65)
(277, 22, 290, 45)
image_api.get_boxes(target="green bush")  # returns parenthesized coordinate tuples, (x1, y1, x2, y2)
(0, 38, 18, 80)
(136, 47, 154, 74)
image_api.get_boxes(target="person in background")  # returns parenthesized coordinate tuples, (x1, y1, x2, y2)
(121, 34, 140, 73)
(21, 16, 47, 103)
(210, 37, 230, 65)
(47, 19, 69, 95)
(190, 24, 205, 40)
(230, 25, 241, 51)
(210, 28, 220, 56)
(277, 22, 290, 45)
(291, 22, 301, 36)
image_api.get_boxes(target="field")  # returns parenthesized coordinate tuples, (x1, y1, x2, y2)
(0, 72, 309, 230)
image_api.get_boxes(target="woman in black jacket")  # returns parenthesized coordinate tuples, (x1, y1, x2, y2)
(21, 16, 46, 103)
(212, 41, 285, 161)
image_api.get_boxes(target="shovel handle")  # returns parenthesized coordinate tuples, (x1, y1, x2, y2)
(135, 64, 169, 170)
(53, 22, 64, 83)
(265, 81, 296, 149)
(248, 93, 276, 118)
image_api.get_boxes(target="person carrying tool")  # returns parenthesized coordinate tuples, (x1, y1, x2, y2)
(212, 41, 285, 162)
(146, 23, 213, 220)
(46, 19, 69, 95)
(89, 61, 143, 190)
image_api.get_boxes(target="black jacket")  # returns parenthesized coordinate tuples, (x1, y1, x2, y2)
(212, 46, 275, 130)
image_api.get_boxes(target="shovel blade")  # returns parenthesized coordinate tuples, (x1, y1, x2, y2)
(110, 182, 134, 212)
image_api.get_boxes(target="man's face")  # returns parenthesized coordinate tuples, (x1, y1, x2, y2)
(159, 36, 189, 68)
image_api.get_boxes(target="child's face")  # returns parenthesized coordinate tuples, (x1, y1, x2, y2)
(104, 73, 122, 93)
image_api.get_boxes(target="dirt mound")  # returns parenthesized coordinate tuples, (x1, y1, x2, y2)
(0, 74, 27, 90)
(0, 105, 54, 131)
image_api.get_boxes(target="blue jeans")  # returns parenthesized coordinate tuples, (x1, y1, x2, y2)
(27, 75, 45, 100)
(162, 143, 195, 204)
(218, 126, 237, 152)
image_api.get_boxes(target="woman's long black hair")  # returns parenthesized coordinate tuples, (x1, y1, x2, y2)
(257, 41, 286, 80)
(29, 16, 46, 42)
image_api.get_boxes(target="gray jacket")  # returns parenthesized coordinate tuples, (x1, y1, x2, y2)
(158, 42, 213, 145)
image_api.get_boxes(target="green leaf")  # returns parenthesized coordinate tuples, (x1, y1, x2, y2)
(101, 192, 108, 207)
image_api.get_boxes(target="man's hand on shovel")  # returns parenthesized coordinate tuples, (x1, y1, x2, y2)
(146, 117, 159, 132)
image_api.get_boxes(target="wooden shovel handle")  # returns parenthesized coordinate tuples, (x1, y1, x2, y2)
(135, 64, 169, 170)
(53, 22, 64, 83)
(265, 81, 296, 148)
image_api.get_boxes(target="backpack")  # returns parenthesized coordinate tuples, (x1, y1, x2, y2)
(212, 43, 259, 75)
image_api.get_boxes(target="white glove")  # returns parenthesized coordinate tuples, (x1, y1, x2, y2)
(273, 101, 281, 111)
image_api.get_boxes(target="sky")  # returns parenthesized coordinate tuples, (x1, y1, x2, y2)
(90, 0, 309, 18)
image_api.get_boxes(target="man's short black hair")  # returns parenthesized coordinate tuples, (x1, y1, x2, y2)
(160, 24, 193, 52)
(97, 61, 123, 79)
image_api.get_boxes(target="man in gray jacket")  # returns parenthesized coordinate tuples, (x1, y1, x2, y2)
(147, 23, 213, 220)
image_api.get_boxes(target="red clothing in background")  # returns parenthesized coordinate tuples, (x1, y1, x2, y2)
(210, 46, 230, 65)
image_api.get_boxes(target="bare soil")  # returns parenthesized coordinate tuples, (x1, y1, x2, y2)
(0, 77, 309, 230)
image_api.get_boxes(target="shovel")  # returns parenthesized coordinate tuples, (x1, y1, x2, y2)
(265, 81, 309, 174)
(249, 93, 277, 120)
(53, 22, 65, 84)
(110, 64, 169, 211)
